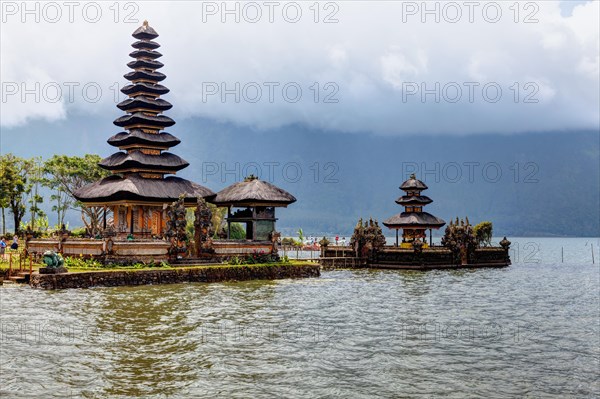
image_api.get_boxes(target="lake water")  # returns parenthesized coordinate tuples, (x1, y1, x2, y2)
(1, 238, 598, 398)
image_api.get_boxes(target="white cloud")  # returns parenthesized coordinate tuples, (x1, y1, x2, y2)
(1, 0, 598, 135)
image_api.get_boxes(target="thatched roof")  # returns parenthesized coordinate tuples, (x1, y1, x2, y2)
(400, 173, 428, 191)
(124, 70, 166, 82)
(107, 130, 180, 149)
(383, 212, 445, 229)
(74, 174, 214, 204)
(212, 176, 296, 207)
(395, 195, 433, 205)
(131, 41, 160, 50)
(127, 59, 164, 70)
(121, 83, 169, 96)
(99, 151, 188, 172)
(117, 96, 172, 113)
(132, 21, 159, 40)
(113, 112, 175, 129)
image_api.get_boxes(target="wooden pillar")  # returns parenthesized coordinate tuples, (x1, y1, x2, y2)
(103, 206, 107, 230)
(129, 206, 134, 235)
(251, 207, 257, 241)
(139, 206, 144, 234)
(395, 229, 399, 247)
(429, 228, 432, 246)
(158, 208, 162, 235)
(227, 206, 231, 239)
(113, 206, 119, 230)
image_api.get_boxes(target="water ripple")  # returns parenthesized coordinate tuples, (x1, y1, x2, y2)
(1, 249, 599, 398)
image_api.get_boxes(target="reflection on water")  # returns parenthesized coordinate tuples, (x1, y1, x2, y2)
(1, 238, 598, 398)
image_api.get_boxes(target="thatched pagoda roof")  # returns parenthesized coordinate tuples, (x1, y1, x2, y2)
(74, 174, 214, 205)
(107, 130, 180, 149)
(212, 176, 296, 207)
(124, 69, 166, 83)
(132, 20, 159, 40)
(99, 151, 188, 172)
(383, 212, 446, 229)
(131, 40, 160, 50)
(395, 195, 433, 205)
(117, 96, 172, 113)
(121, 83, 169, 97)
(127, 59, 164, 70)
(74, 21, 215, 206)
(113, 112, 175, 129)
(400, 173, 428, 191)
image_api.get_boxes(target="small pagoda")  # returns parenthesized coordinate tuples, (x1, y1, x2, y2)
(383, 173, 445, 247)
(212, 176, 296, 241)
(75, 21, 214, 237)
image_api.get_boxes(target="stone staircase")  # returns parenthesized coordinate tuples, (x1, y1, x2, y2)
(5, 271, 30, 284)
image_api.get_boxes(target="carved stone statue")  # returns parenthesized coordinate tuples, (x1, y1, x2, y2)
(442, 217, 477, 265)
(166, 195, 188, 259)
(39, 250, 68, 274)
(351, 217, 387, 258)
(194, 197, 214, 257)
(269, 231, 281, 256)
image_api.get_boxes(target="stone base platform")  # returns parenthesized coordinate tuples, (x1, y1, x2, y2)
(29, 263, 320, 290)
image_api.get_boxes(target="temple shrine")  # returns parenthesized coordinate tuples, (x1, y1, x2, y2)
(383, 173, 446, 247)
(212, 175, 296, 241)
(74, 21, 215, 238)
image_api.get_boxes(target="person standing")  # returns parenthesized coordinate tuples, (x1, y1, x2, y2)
(10, 235, 18, 250)
(0, 238, 6, 260)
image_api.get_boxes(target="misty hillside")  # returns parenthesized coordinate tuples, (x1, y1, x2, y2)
(2, 114, 598, 236)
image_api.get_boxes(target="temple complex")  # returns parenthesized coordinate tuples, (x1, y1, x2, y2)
(74, 21, 214, 238)
(212, 175, 296, 241)
(383, 173, 446, 247)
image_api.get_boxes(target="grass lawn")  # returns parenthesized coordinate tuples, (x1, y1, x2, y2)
(56, 260, 315, 274)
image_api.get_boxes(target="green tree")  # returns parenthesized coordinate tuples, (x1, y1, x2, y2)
(43, 154, 110, 235)
(0, 154, 32, 234)
(473, 221, 493, 247)
(26, 157, 45, 231)
(229, 223, 246, 239)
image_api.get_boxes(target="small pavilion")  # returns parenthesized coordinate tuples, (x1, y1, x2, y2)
(212, 176, 296, 241)
(74, 21, 214, 237)
(383, 173, 446, 247)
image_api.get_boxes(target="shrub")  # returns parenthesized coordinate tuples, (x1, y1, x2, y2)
(473, 221, 493, 247)
(71, 227, 87, 238)
(64, 255, 103, 269)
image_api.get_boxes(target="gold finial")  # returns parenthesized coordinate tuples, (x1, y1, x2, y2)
(143, 20, 148, 26)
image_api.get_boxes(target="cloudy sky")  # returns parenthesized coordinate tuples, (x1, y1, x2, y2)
(1, 0, 598, 135)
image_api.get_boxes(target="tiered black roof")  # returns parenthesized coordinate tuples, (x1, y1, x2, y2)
(107, 130, 181, 149)
(383, 174, 445, 229)
(74, 21, 214, 204)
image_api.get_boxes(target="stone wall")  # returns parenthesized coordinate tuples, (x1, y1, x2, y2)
(320, 245, 510, 269)
(27, 238, 171, 264)
(320, 257, 367, 269)
(27, 238, 279, 263)
(472, 248, 511, 265)
(212, 240, 274, 256)
(30, 263, 320, 290)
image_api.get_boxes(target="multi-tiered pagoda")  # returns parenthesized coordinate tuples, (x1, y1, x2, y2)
(383, 173, 445, 247)
(75, 21, 214, 237)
